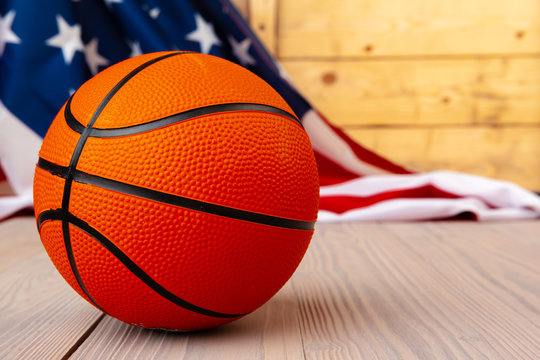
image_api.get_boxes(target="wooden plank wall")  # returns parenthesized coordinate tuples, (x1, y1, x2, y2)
(231, 0, 540, 191)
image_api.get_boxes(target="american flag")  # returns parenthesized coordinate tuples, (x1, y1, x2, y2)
(1, 0, 539, 221)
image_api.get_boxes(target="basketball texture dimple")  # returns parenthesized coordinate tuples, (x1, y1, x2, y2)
(33, 51, 319, 331)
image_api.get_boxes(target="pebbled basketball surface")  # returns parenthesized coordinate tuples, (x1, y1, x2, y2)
(33, 51, 319, 331)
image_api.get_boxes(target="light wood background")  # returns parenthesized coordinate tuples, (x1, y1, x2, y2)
(231, 0, 540, 191)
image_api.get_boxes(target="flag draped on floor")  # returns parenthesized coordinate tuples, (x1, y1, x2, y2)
(1, 0, 539, 221)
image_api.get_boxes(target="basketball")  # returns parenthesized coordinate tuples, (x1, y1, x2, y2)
(32, 51, 319, 331)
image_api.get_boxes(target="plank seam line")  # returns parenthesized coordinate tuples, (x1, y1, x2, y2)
(342, 123, 540, 130)
(292, 281, 308, 360)
(298, 312, 308, 360)
(61, 313, 106, 360)
(280, 53, 540, 62)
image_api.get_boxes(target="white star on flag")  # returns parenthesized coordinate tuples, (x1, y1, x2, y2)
(128, 40, 143, 57)
(84, 38, 109, 75)
(185, 13, 221, 54)
(0, 10, 22, 56)
(149, 7, 160, 19)
(228, 36, 255, 66)
(104, 0, 123, 8)
(46, 15, 84, 65)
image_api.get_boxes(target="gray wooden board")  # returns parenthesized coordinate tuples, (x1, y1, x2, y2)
(0, 217, 103, 360)
(1, 217, 539, 359)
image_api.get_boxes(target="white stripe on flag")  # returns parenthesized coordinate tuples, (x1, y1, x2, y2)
(318, 197, 540, 222)
(302, 109, 392, 176)
(320, 171, 540, 209)
(0, 101, 42, 219)
(319, 171, 540, 221)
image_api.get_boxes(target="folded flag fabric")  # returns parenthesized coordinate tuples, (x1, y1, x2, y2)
(1, 0, 539, 221)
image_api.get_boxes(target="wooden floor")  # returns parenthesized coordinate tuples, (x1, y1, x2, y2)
(0, 217, 538, 359)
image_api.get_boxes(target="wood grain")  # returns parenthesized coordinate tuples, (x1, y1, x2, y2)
(230, 0, 249, 19)
(0, 217, 43, 273)
(278, 0, 540, 57)
(70, 282, 304, 359)
(240, 0, 540, 190)
(282, 57, 540, 126)
(0, 217, 103, 360)
(345, 126, 540, 191)
(2, 217, 539, 359)
(281, 58, 540, 190)
(238, 0, 539, 192)
(231, 0, 278, 55)
(249, 0, 278, 55)
(294, 222, 540, 359)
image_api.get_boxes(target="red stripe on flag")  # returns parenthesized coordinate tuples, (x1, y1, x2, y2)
(316, 111, 412, 175)
(315, 151, 363, 186)
(319, 184, 463, 214)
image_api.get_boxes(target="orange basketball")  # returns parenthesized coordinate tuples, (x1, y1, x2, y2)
(33, 51, 319, 331)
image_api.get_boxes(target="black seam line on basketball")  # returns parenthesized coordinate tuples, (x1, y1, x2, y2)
(37, 158, 69, 178)
(37, 209, 246, 319)
(67, 52, 186, 170)
(65, 100, 303, 138)
(64, 96, 85, 134)
(60, 197, 110, 313)
(37, 158, 316, 231)
(59, 52, 188, 319)
(37, 208, 64, 229)
(37, 209, 108, 314)
(63, 52, 187, 209)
